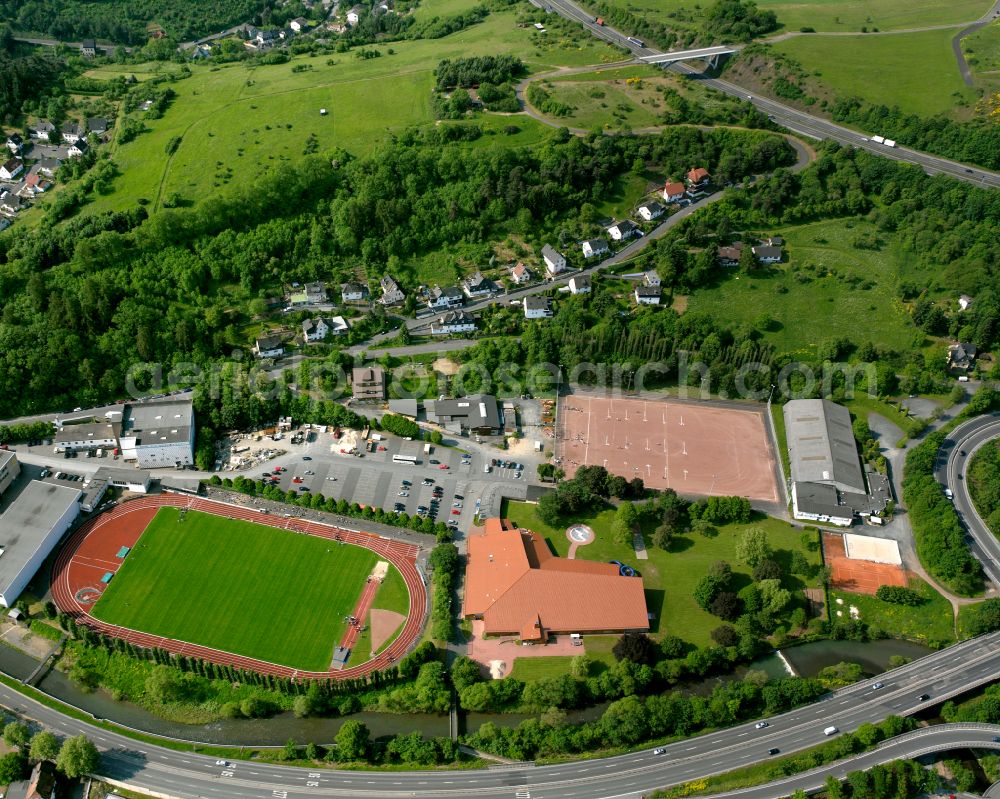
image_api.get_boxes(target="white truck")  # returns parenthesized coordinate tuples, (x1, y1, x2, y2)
(424, 443, 432, 454)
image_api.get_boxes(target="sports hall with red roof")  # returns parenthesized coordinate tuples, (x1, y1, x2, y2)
(463, 518, 648, 642)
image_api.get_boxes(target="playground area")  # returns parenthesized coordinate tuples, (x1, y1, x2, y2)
(555, 394, 780, 502)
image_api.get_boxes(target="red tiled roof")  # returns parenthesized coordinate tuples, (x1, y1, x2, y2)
(663, 180, 685, 196)
(687, 167, 709, 182)
(464, 518, 648, 639)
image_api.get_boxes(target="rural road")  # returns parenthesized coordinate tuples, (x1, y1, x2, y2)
(952, 0, 1000, 84)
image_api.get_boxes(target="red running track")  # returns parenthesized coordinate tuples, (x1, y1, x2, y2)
(51, 493, 427, 679)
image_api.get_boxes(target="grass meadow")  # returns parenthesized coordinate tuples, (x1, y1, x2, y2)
(830, 577, 955, 645)
(92, 507, 378, 671)
(501, 500, 823, 648)
(773, 29, 980, 117)
(685, 218, 923, 358)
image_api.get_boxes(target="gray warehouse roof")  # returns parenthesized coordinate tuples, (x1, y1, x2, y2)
(122, 401, 193, 446)
(783, 399, 866, 494)
(0, 481, 81, 594)
(427, 394, 501, 431)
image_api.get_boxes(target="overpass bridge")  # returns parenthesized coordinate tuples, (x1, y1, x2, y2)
(640, 44, 741, 68)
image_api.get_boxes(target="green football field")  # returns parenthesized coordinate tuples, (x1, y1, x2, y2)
(92, 507, 378, 671)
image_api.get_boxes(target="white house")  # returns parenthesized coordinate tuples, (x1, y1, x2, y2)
(541, 244, 567, 276)
(68, 139, 89, 158)
(959, 294, 973, 311)
(634, 286, 661, 305)
(431, 310, 477, 335)
(5, 134, 22, 155)
(662, 180, 685, 203)
(342, 281, 369, 303)
(637, 201, 664, 222)
(523, 296, 553, 319)
(686, 167, 710, 187)
(568, 274, 592, 295)
(61, 123, 84, 144)
(81, 39, 97, 57)
(346, 4, 365, 24)
(582, 239, 610, 259)
(462, 271, 498, 299)
(303, 316, 349, 342)
(380, 275, 406, 305)
(643, 270, 661, 288)
(253, 334, 285, 359)
(0, 158, 23, 181)
(510, 262, 533, 285)
(29, 121, 56, 142)
(751, 244, 782, 264)
(608, 220, 641, 242)
(87, 117, 110, 136)
(428, 285, 465, 310)
(290, 16, 310, 31)
(36, 158, 61, 177)
(0, 193, 23, 217)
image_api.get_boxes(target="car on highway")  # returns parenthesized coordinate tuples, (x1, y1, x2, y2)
(872, 682, 884, 690)
(767, 748, 780, 756)
(652, 748, 666, 755)
(216, 760, 229, 766)
(916, 693, 930, 702)
(944, 488, 954, 500)
(755, 721, 769, 729)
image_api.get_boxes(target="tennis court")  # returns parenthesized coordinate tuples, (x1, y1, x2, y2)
(555, 394, 780, 501)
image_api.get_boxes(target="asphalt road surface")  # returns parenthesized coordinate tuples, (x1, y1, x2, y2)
(540, 0, 1000, 189)
(938, 412, 1000, 587)
(952, 0, 1000, 85)
(6, 630, 1000, 798)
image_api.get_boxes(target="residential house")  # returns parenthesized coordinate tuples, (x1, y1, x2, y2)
(352, 366, 386, 401)
(22, 165, 52, 195)
(662, 180, 686, 203)
(541, 244, 567, 276)
(523, 296, 553, 319)
(643, 270, 661, 288)
(568, 274, 591, 295)
(191, 45, 213, 60)
(290, 16, 311, 31)
(29, 121, 56, 142)
(346, 4, 365, 24)
(581, 238, 609, 259)
(431, 310, 477, 335)
(959, 294, 973, 311)
(302, 316, 349, 342)
(0, 192, 22, 218)
(253, 29, 281, 48)
(68, 139, 89, 158)
(0, 218, 10, 233)
(947, 342, 977, 375)
(61, 123, 84, 144)
(289, 280, 327, 305)
(717, 242, 744, 267)
(87, 117, 110, 136)
(634, 286, 661, 305)
(764, 235, 784, 246)
(36, 158, 61, 177)
(637, 201, 664, 222)
(427, 285, 465, 310)
(510, 262, 533, 285)
(0, 158, 23, 181)
(341, 281, 369, 303)
(751, 244, 782, 264)
(608, 219, 640, 242)
(7, 759, 58, 799)
(686, 167, 710, 187)
(81, 39, 97, 57)
(462, 271, 498, 299)
(379, 275, 406, 306)
(252, 334, 285, 359)
(5, 134, 23, 155)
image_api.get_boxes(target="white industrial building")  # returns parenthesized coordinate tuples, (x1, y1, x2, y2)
(0, 481, 82, 607)
(0, 451, 20, 497)
(119, 401, 195, 469)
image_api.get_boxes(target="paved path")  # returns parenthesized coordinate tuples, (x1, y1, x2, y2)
(952, 0, 1000, 84)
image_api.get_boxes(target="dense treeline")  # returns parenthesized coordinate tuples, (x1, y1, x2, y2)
(0, 0, 269, 44)
(429, 543, 459, 640)
(903, 430, 981, 595)
(0, 49, 66, 123)
(820, 759, 938, 799)
(434, 55, 524, 89)
(969, 440, 1000, 535)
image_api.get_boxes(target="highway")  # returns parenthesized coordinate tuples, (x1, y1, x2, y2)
(5, 629, 1000, 798)
(938, 412, 1000, 588)
(540, 0, 1000, 189)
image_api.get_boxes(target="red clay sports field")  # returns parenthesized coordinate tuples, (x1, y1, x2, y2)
(51, 494, 426, 679)
(556, 394, 780, 502)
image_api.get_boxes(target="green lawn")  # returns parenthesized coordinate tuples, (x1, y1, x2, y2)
(374, 564, 411, 616)
(773, 29, 980, 117)
(830, 577, 955, 646)
(92, 507, 378, 671)
(686, 218, 923, 358)
(963, 21, 1000, 91)
(501, 500, 823, 647)
(761, 0, 990, 31)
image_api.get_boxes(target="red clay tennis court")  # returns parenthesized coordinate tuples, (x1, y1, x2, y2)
(823, 533, 908, 595)
(555, 394, 780, 501)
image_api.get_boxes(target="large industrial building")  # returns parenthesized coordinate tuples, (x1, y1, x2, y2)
(119, 401, 195, 468)
(0, 480, 82, 607)
(426, 395, 503, 436)
(0, 451, 20, 497)
(463, 518, 649, 642)
(783, 399, 890, 527)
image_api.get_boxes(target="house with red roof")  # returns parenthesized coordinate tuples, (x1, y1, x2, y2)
(463, 518, 649, 643)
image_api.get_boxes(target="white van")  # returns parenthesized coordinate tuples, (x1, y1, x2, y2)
(824, 726, 839, 736)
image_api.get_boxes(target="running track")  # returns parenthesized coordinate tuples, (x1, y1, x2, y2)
(51, 494, 427, 679)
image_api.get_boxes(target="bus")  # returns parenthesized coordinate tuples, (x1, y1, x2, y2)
(392, 454, 419, 465)
(626, 36, 645, 47)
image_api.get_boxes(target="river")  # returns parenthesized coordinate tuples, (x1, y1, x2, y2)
(0, 638, 932, 747)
